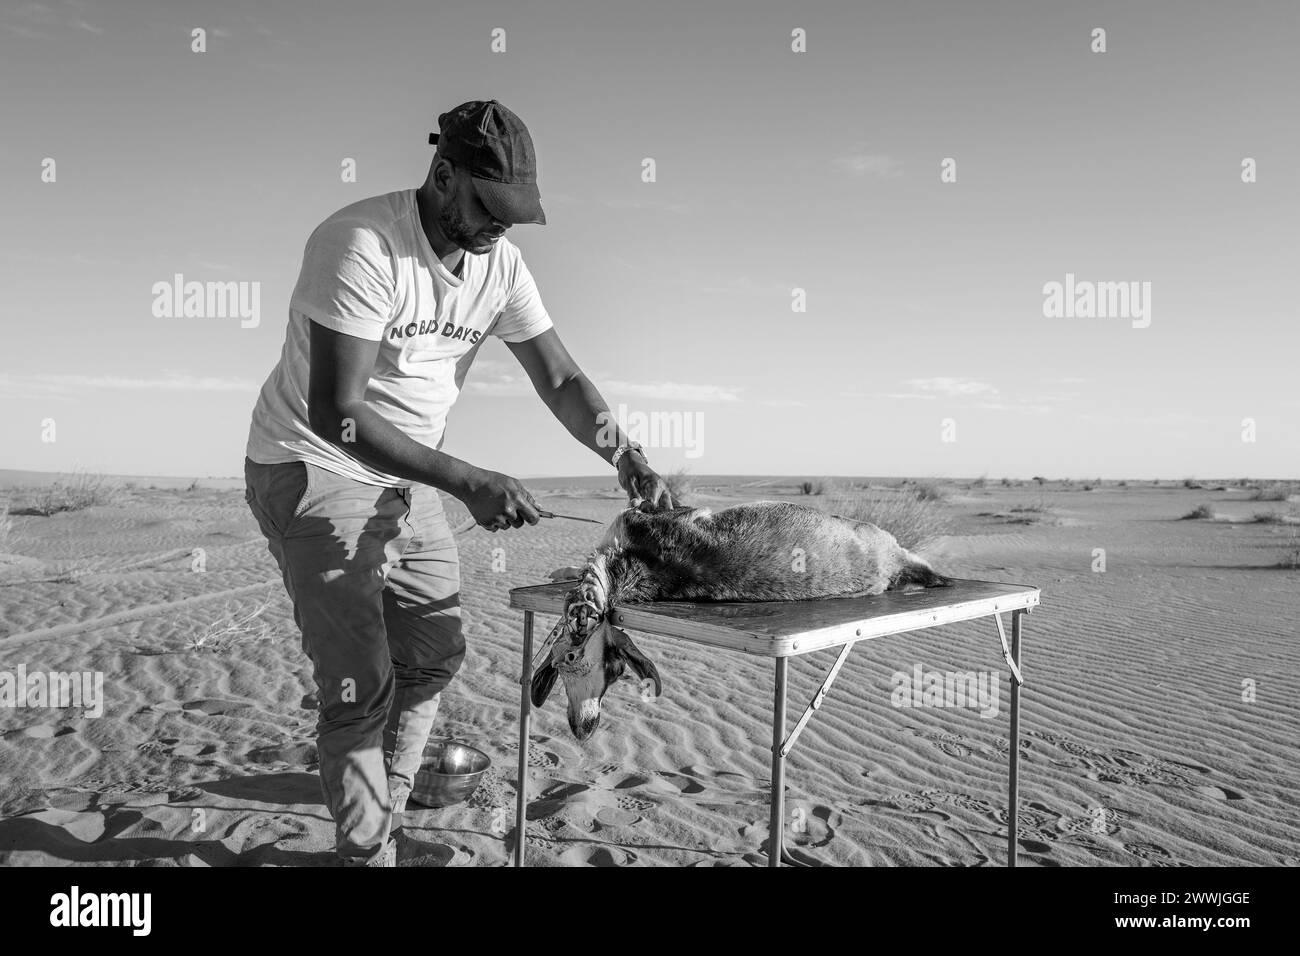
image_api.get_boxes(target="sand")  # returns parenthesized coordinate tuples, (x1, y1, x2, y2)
(1, 476, 1297, 867)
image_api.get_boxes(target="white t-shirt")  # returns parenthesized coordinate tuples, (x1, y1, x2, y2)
(245, 188, 553, 487)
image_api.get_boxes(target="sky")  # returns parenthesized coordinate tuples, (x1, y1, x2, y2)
(1, 0, 1296, 481)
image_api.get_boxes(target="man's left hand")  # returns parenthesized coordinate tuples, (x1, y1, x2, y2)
(617, 453, 675, 511)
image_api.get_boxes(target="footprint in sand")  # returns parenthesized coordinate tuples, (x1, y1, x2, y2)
(921, 789, 998, 816)
(1057, 806, 1137, 837)
(614, 794, 655, 813)
(526, 744, 560, 769)
(1190, 784, 1245, 801)
(525, 780, 589, 821)
(654, 766, 766, 805)
(465, 770, 511, 811)
(688, 857, 752, 867)
(5, 723, 77, 740)
(136, 738, 219, 759)
(786, 803, 842, 850)
(991, 799, 1056, 829)
(594, 806, 641, 828)
(523, 831, 559, 853)
(862, 792, 951, 821)
(1017, 836, 1054, 854)
(1124, 841, 1179, 865)
(182, 699, 255, 717)
(652, 770, 705, 794)
(990, 736, 1032, 759)
(397, 835, 474, 867)
(245, 742, 318, 766)
(909, 729, 981, 758)
(569, 844, 638, 867)
(1029, 734, 1236, 801)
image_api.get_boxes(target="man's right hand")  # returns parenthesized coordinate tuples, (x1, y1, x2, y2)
(458, 468, 542, 532)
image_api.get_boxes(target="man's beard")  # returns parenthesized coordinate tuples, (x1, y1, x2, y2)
(437, 203, 483, 252)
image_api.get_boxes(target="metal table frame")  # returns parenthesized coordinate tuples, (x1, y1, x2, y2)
(507, 578, 1039, 867)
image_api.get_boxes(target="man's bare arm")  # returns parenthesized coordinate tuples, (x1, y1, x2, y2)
(306, 320, 540, 528)
(506, 328, 674, 510)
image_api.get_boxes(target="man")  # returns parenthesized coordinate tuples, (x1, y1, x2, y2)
(243, 99, 674, 866)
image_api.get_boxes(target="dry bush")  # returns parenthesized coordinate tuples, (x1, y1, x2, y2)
(909, 480, 947, 502)
(664, 467, 693, 505)
(1282, 505, 1300, 569)
(0, 501, 15, 551)
(25, 469, 121, 516)
(1251, 482, 1294, 502)
(186, 596, 274, 652)
(824, 490, 952, 554)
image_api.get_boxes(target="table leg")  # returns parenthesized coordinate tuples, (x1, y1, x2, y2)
(514, 610, 534, 867)
(1007, 608, 1023, 868)
(769, 656, 788, 868)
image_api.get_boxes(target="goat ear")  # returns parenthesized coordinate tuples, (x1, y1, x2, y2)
(607, 626, 662, 697)
(531, 660, 559, 707)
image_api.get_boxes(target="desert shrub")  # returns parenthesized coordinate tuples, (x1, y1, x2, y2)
(664, 467, 693, 505)
(910, 480, 947, 502)
(187, 596, 274, 652)
(1250, 482, 1293, 502)
(25, 470, 120, 516)
(0, 502, 13, 551)
(1282, 505, 1300, 569)
(824, 490, 951, 553)
(1181, 503, 1215, 520)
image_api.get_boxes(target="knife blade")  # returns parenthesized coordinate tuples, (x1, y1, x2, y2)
(451, 509, 604, 533)
(537, 510, 603, 525)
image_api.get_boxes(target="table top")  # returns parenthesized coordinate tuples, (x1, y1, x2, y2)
(509, 578, 1040, 657)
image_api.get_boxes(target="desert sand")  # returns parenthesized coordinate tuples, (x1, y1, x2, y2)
(1, 473, 1297, 867)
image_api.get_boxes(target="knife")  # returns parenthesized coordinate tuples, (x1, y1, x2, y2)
(537, 510, 603, 525)
(451, 509, 604, 533)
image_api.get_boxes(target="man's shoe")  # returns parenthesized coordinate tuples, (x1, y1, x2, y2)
(336, 838, 397, 868)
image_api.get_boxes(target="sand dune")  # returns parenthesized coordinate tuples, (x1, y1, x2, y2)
(1, 478, 1297, 866)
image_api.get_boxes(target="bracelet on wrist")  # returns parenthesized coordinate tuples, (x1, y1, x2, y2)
(612, 442, 646, 469)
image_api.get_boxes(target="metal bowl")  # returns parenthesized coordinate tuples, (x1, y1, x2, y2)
(408, 740, 491, 809)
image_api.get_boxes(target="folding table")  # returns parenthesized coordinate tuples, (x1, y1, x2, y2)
(507, 578, 1040, 867)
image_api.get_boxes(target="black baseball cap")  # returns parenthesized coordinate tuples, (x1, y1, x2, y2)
(429, 100, 546, 226)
